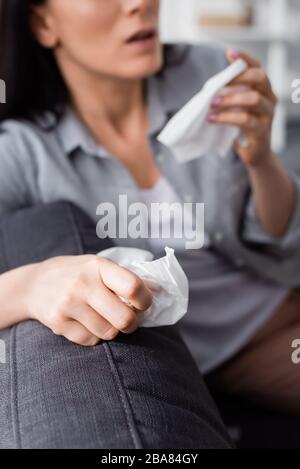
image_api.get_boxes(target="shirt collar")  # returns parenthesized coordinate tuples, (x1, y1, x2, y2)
(55, 107, 110, 158)
(55, 72, 179, 159)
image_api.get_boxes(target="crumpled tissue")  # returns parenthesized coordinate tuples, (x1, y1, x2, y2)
(97, 246, 189, 328)
(157, 58, 248, 162)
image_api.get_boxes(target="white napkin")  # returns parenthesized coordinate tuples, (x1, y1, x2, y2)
(97, 246, 189, 328)
(157, 58, 248, 163)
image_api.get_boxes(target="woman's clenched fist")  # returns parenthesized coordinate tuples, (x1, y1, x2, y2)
(25, 255, 153, 346)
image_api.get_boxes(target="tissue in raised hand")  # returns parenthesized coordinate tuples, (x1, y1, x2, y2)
(157, 59, 248, 162)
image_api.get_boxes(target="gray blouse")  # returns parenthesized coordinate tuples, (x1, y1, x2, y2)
(0, 43, 299, 372)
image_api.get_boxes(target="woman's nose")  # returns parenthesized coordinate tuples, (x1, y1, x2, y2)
(122, 0, 153, 15)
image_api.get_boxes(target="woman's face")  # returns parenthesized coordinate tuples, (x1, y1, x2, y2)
(32, 0, 163, 79)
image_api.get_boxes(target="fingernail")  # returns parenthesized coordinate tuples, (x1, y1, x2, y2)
(212, 96, 222, 106)
(207, 113, 217, 122)
(228, 48, 240, 59)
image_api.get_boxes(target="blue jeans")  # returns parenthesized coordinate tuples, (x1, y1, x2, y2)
(0, 202, 232, 449)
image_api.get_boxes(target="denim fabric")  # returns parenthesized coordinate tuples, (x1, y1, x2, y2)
(0, 202, 232, 449)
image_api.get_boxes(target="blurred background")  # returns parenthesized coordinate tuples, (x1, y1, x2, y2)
(160, 0, 300, 159)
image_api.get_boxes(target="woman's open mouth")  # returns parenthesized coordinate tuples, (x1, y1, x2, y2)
(125, 27, 158, 50)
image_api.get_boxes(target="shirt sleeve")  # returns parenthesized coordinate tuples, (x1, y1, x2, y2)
(242, 172, 300, 253)
(0, 125, 35, 219)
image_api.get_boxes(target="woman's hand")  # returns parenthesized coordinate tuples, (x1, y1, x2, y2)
(207, 47, 296, 239)
(208, 48, 278, 168)
(25, 255, 153, 346)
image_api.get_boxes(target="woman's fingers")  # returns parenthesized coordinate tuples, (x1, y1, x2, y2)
(227, 48, 261, 68)
(32, 255, 152, 347)
(208, 110, 264, 132)
(54, 319, 101, 347)
(98, 257, 153, 311)
(211, 90, 274, 116)
(81, 257, 153, 336)
(81, 257, 152, 335)
(226, 49, 276, 103)
(71, 303, 119, 341)
(229, 68, 276, 103)
(230, 67, 265, 85)
(85, 275, 145, 334)
(221, 48, 276, 166)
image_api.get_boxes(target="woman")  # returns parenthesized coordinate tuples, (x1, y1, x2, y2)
(0, 0, 300, 448)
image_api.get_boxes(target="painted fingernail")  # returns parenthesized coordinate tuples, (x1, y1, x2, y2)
(212, 96, 222, 106)
(207, 113, 217, 122)
(228, 48, 240, 59)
